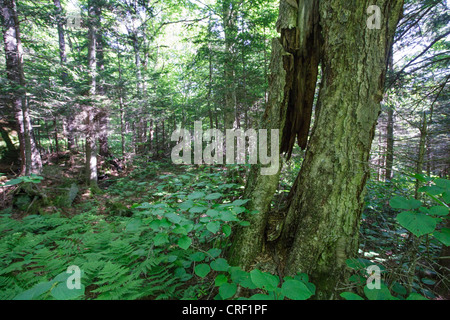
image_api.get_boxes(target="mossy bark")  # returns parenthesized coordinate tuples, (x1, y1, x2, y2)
(279, 0, 404, 299)
(229, 0, 404, 300)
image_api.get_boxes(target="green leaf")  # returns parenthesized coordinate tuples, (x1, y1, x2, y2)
(178, 236, 192, 250)
(250, 269, 279, 291)
(3, 178, 23, 186)
(392, 282, 407, 295)
(407, 293, 428, 300)
(51, 282, 85, 300)
(125, 219, 142, 232)
(207, 248, 222, 258)
(219, 211, 238, 222)
(14, 281, 54, 300)
(165, 212, 182, 224)
(219, 283, 237, 300)
(364, 284, 393, 300)
(390, 196, 422, 210)
(340, 292, 364, 300)
(222, 224, 232, 237)
(205, 193, 223, 200)
(231, 199, 250, 206)
(428, 206, 449, 216)
(153, 233, 169, 246)
(421, 278, 435, 285)
(345, 258, 373, 271)
(210, 258, 230, 272)
(179, 200, 194, 211)
(189, 206, 207, 214)
(433, 228, 450, 246)
(396, 211, 437, 237)
(206, 209, 219, 217)
(281, 279, 313, 300)
(194, 264, 211, 278)
(188, 192, 206, 200)
(207, 221, 221, 234)
(190, 252, 206, 262)
(443, 192, 450, 204)
(435, 179, 450, 190)
(419, 185, 444, 196)
(215, 274, 228, 287)
(249, 294, 272, 300)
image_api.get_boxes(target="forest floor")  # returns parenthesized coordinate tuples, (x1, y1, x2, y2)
(0, 154, 448, 300)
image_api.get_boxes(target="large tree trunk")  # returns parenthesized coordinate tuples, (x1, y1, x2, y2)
(229, 0, 404, 300)
(279, 0, 404, 299)
(1, 0, 42, 175)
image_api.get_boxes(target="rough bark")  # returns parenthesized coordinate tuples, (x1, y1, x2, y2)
(1, 0, 42, 175)
(278, 0, 404, 299)
(230, 0, 404, 300)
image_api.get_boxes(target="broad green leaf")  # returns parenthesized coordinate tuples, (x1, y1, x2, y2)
(222, 225, 232, 237)
(219, 211, 238, 222)
(3, 178, 22, 186)
(51, 282, 85, 300)
(194, 264, 211, 278)
(125, 219, 142, 232)
(206, 209, 219, 217)
(215, 274, 228, 287)
(419, 185, 444, 196)
(165, 212, 182, 224)
(189, 206, 207, 214)
(210, 258, 230, 272)
(207, 221, 221, 234)
(443, 192, 450, 204)
(178, 200, 194, 211)
(14, 281, 54, 300)
(345, 258, 373, 271)
(340, 292, 364, 300)
(429, 206, 449, 216)
(433, 228, 450, 246)
(153, 233, 169, 246)
(188, 192, 205, 200)
(207, 248, 222, 258)
(392, 282, 407, 295)
(396, 211, 437, 237)
(178, 236, 192, 250)
(435, 179, 450, 190)
(407, 293, 428, 300)
(249, 294, 272, 300)
(390, 196, 422, 210)
(364, 284, 393, 300)
(205, 193, 223, 200)
(190, 252, 206, 262)
(250, 269, 279, 291)
(231, 199, 250, 206)
(219, 283, 237, 300)
(232, 207, 246, 214)
(281, 279, 313, 300)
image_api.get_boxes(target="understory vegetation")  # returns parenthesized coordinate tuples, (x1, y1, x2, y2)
(0, 155, 448, 300)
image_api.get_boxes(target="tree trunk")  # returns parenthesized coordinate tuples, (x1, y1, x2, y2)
(1, 0, 42, 175)
(229, 0, 404, 300)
